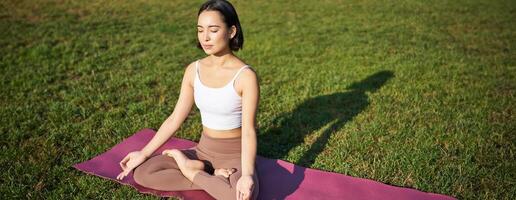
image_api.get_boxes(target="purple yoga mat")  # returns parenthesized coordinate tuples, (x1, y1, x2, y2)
(73, 128, 456, 200)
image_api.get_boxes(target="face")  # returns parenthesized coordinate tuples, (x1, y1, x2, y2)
(197, 10, 236, 55)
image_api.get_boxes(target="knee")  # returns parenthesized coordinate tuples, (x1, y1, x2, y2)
(132, 158, 158, 187)
(132, 164, 147, 186)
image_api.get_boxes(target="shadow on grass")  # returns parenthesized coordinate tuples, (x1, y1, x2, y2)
(256, 70, 394, 199)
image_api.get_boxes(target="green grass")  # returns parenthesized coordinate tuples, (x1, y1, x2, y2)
(1, 0, 514, 199)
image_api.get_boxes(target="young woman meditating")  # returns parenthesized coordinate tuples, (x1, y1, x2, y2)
(116, 1, 260, 199)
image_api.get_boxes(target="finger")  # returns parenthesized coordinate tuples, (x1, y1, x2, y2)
(118, 172, 126, 180)
(116, 171, 124, 180)
(120, 170, 128, 180)
(120, 155, 129, 164)
(243, 190, 250, 200)
(119, 158, 126, 167)
(120, 170, 129, 180)
(120, 156, 129, 169)
(243, 191, 248, 200)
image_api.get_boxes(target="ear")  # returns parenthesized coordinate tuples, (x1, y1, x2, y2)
(229, 25, 237, 39)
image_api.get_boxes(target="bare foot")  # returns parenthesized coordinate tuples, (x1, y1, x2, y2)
(163, 149, 204, 181)
(163, 149, 204, 170)
(186, 159, 205, 171)
(214, 168, 237, 178)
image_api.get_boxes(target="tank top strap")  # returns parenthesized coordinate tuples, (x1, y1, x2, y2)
(195, 60, 200, 75)
(195, 60, 202, 83)
(230, 65, 249, 83)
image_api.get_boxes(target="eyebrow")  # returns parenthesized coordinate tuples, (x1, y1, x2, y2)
(197, 25, 221, 28)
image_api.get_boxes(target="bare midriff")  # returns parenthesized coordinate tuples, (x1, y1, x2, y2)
(202, 125, 242, 139)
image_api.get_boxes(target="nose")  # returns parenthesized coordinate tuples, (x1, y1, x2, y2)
(204, 32, 210, 41)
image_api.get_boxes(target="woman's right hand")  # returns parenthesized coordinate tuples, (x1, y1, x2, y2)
(116, 151, 147, 180)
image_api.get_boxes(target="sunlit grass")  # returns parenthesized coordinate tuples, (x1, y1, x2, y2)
(1, 0, 514, 199)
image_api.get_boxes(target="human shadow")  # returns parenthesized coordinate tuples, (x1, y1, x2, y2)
(256, 70, 394, 199)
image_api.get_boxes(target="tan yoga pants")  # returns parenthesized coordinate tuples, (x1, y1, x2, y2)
(133, 131, 259, 200)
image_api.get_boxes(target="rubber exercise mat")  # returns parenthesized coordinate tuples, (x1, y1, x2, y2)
(73, 128, 456, 200)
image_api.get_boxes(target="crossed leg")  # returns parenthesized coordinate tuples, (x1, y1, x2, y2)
(133, 151, 203, 191)
(163, 149, 237, 180)
(134, 148, 258, 199)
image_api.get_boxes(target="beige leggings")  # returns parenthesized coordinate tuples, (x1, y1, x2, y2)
(133, 131, 259, 200)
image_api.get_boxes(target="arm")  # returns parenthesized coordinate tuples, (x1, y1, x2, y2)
(240, 68, 260, 176)
(140, 63, 196, 158)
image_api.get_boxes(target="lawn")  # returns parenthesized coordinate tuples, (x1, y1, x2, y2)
(1, 0, 514, 199)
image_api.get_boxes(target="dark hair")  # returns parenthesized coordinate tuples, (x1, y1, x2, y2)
(197, 0, 244, 51)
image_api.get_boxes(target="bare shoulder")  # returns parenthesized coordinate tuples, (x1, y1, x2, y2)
(183, 61, 197, 87)
(240, 66, 259, 86)
(185, 60, 197, 73)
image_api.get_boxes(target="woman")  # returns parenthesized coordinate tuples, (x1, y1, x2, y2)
(116, 1, 260, 199)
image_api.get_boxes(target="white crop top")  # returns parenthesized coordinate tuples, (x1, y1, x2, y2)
(193, 60, 250, 130)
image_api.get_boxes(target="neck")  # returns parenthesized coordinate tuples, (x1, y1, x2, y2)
(209, 47, 234, 68)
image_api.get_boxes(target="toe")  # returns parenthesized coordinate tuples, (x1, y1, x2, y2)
(223, 170, 230, 177)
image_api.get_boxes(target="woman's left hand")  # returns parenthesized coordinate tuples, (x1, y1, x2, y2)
(236, 175, 254, 200)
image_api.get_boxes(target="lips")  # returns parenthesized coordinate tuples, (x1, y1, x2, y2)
(203, 45, 214, 49)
